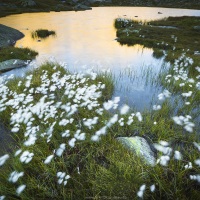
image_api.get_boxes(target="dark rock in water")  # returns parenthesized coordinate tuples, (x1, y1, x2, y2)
(0, 59, 29, 72)
(19, 0, 36, 7)
(74, 4, 92, 11)
(0, 24, 24, 48)
(117, 136, 156, 166)
(158, 12, 162, 14)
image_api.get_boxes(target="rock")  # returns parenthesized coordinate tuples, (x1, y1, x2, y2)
(158, 12, 162, 14)
(117, 136, 156, 166)
(19, 0, 36, 7)
(0, 24, 24, 48)
(0, 59, 29, 72)
(0, 122, 13, 154)
(84, 0, 112, 6)
(193, 26, 200, 30)
(74, 4, 92, 11)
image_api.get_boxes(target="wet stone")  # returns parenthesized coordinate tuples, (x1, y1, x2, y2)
(0, 59, 28, 72)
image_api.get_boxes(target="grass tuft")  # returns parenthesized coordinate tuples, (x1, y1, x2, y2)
(31, 29, 56, 39)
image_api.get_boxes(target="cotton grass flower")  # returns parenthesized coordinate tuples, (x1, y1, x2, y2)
(194, 159, 200, 167)
(8, 171, 24, 183)
(137, 184, 146, 198)
(44, 155, 54, 164)
(0, 154, 9, 166)
(56, 143, 66, 157)
(20, 151, 34, 164)
(158, 90, 171, 100)
(57, 172, 70, 185)
(190, 175, 200, 183)
(154, 143, 172, 155)
(150, 184, 155, 192)
(174, 151, 182, 160)
(136, 112, 142, 122)
(15, 149, 22, 157)
(157, 155, 170, 166)
(120, 104, 129, 115)
(68, 138, 76, 148)
(16, 184, 26, 195)
(172, 115, 195, 132)
(153, 105, 161, 110)
(91, 135, 99, 141)
(193, 142, 200, 151)
(185, 162, 192, 169)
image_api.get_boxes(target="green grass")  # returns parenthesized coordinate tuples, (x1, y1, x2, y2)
(115, 16, 200, 78)
(0, 61, 200, 199)
(31, 29, 56, 39)
(0, 46, 38, 62)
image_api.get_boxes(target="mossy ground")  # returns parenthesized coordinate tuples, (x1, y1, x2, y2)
(0, 61, 200, 199)
(0, 46, 38, 62)
(115, 16, 200, 75)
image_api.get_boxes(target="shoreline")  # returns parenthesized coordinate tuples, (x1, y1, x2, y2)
(0, 2, 200, 19)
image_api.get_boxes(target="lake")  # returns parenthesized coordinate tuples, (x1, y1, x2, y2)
(1, 7, 200, 110)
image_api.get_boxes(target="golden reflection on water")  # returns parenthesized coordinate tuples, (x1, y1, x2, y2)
(0, 7, 200, 109)
(0, 7, 199, 69)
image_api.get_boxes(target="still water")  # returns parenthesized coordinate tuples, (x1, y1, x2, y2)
(1, 7, 200, 110)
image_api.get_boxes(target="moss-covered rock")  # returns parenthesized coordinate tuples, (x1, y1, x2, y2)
(117, 136, 156, 166)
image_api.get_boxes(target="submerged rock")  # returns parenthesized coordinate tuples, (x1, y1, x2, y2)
(0, 24, 24, 48)
(0, 59, 29, 72)
(117, 136, 156, 166)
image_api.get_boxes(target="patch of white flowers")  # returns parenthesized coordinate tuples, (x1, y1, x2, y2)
(57, 172, 70, 186)
(0, 65, 144, 197)
(172, 115, 195, 133)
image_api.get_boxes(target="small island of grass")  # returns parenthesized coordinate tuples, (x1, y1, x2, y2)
(31, 29, 56, 39)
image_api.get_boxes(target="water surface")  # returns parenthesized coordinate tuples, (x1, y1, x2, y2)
(1, 7, 200, 110)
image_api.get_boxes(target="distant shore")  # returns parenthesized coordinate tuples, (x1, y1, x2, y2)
(0, 0, 200, 18)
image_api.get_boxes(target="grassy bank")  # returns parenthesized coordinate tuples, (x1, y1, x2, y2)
(115, 16, 200, 118)
(0, 60, 200, 199)
(0, 24, 38, 73)
(0, 46, 38, 63)
(115, 16, 200, 73)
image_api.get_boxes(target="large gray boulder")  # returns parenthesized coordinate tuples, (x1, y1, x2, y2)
(0, 24, 24, 48)
(0, 59, 28, 72)
(117, 136, 156, 166)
